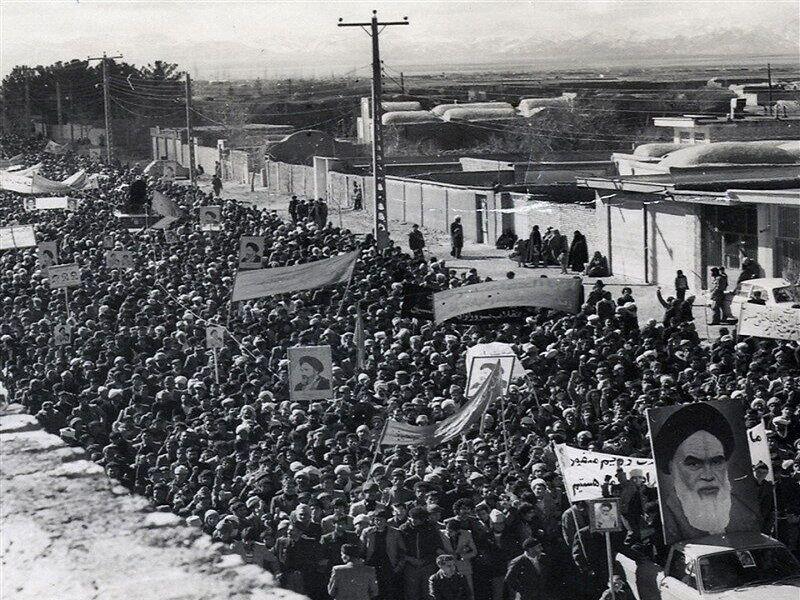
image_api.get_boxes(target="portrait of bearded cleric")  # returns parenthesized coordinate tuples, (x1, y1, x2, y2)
(647, 400, 761, 545)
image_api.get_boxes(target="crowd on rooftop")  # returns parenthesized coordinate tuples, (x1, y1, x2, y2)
(1, 134, 799, 600)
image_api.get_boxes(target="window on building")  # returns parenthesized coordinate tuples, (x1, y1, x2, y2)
(694, 132, 707, 142)
(775, 206, 800, 280)
(702, 205, 759, 282)
(679, 131, 692, 143)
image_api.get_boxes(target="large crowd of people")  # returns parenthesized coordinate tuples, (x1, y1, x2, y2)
(1, 134, 798, 600)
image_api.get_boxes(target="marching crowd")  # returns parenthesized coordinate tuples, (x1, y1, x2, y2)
(1, 135, 799, 600)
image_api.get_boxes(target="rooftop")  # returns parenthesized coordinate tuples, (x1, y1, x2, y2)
(653, 114, 800, 127)
(577, 164, 800, 194)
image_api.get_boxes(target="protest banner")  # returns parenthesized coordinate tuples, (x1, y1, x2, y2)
(0, 225, 36, 249)
(37, 241, 58, 268)
(380, 361, 501, 446)
(288, 345, 334, 401)
(232, 251, 358, 301)
(737, 303, 800, 341)
(554, 443, 656, 503)
(107, 251, 134, 270)
(44, 140, 69, 154)
(238, 236, 264, 270)
(433, 277, 583, 324)
(647, 400, 760, 545)
(0, 170, 34, 193)
(25, 196, 78, 211)
(48, 263, 82, 289)
(747, 421, 774, 482)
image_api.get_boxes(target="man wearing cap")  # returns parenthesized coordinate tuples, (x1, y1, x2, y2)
(504, 537, 553, 600)
(428, 554, 471, 600)
(351, 481, 386, 518)
(328, 543, 379, 600)
(400, 507, 445, 600)
(323, 497, 355, 535)
(321, 515, 361, 577)
(362, 509, 406, 599)
(653, 403, 759, 541)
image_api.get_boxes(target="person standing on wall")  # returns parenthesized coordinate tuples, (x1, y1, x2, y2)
(450, 217, 464, 259)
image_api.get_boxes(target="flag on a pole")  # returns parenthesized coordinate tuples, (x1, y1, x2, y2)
(355, 302, 366, 370)
(380, 360, 501, 446)
(152, 190, 183, 218)
(747, 421, 774, 482)
(232, 251, 358, 301)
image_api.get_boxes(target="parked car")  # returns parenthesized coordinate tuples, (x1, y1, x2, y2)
(730, 278, 800, 312)
(616, 531, 800, 600)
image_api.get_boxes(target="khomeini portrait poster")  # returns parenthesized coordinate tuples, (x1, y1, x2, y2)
(646, 400, 760, 546)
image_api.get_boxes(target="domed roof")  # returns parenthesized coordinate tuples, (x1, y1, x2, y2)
(632, 143, 691, 158)
(658, 141, 797, 167)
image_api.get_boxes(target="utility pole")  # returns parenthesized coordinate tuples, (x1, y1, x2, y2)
(55, 80, 63, 126)
(23, 68, 31, 134)
(339, 10, 409, 249)
(767, 63, 773, 116)
(88, 53, 123, 162)
(185, 72, 196, 186)
(400, 72, 405, 94)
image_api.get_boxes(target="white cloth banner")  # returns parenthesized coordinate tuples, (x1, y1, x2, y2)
(554, 443, 656, 503)
(232, 251, 357, 301)
(27, 197, 78, 211)
(433, 277, 583, 323)
(747, 422, 774, 482)
(0, 225, 36, 250)
(737, 303, 800, 341)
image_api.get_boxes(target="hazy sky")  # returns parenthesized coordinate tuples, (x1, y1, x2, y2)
(2, 1, 799, 77)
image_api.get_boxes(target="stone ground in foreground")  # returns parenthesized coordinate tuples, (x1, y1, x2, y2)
(0, 406, 304, 600)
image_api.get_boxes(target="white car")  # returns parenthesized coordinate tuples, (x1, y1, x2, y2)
(730, 278, 800, 311)
(616, 532, 800, 600)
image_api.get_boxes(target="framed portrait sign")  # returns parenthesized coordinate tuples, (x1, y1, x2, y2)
(106, 250, 135, 270)
(199, 206, 222, 231)
(288, 345, 333, 401)
(239, 236, 264, 270)
(37, 241, 59, 269)
(589, 497, 623, 533)
(205, 325, 226, 349)
(466, 355, 516, 399)
(53, 323, 72, 346)
(646, 400, 759, 545)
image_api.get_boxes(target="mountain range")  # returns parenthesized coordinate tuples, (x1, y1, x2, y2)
(4, 26, 798, 80)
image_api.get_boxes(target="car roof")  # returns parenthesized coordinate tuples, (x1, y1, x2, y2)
(740, 278, 793, 289)
(677, 532, 783, 560)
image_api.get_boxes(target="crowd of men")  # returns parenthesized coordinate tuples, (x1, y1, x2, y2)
(1, 135, 799, 600)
